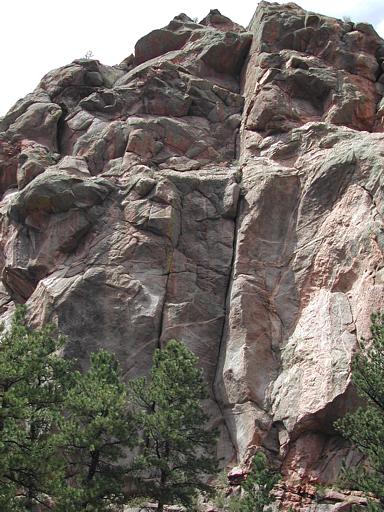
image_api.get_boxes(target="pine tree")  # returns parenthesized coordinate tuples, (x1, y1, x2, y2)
(237, 452, 280, 512)
(0, 308, 137, 511)
(55, 350, 137, 511)
(130, 340, 218, 511)
(0, 305, 71, 511)
(335, 311, 384, 510)
(214, 452, 279, 512)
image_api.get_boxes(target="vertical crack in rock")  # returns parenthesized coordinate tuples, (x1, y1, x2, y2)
(55, 104, 68, 155)
(156, 268, 173, 351)
(156, 244, 175, 351)
(155, 188, 184, 351)
(212, 183, 243, 458)
(359, 183, 384, 225)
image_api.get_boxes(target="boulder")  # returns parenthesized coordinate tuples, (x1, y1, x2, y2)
(135, 29, 191, 65)
(8, 170, 112, 222)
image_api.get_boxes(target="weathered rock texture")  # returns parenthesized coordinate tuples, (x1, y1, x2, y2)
(1, 2, 384, 509)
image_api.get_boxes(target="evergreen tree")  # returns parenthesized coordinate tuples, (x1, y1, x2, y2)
(55, 350, 137, 511)
(237, 452, 280, 512)
(335, 311, 384, 510)
(0, 305, 71, 511)
(130, 340, 218, 511)
(0, 308, 136, 511)
(213, 452, 279, 512)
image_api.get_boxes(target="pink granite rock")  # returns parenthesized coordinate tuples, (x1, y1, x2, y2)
(1, 3, 384, 505)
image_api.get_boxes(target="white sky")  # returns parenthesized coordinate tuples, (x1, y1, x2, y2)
(1, 0, 383, 116)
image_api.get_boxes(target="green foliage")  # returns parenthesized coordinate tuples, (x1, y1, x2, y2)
(238, 453, 280, 512)
(130, 339, 218, 511)
(213, 453, 279, 512)
(0, 312, 218, 511)
(55, 350, 136, 511)
(335, 311, 384, 510)
(0, 305, 70, 511)
(212, 470, 229, 510)
(0, 308, 135, 511)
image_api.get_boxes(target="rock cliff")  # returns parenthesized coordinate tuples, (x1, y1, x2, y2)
(1, 2, 384, 509)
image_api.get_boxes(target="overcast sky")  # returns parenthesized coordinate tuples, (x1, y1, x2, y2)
(1, 0, 383, 116)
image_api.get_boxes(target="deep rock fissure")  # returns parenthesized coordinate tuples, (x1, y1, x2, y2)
(212, 184, 243, 456)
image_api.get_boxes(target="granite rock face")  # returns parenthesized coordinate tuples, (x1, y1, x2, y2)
(1, 2, 384, 509)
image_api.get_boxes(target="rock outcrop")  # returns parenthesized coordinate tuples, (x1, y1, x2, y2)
(1, 2, 384, 509)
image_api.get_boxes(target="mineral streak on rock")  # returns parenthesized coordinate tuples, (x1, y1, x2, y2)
(1, 2, 384, 509)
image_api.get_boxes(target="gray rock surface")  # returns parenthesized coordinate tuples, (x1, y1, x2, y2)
(1, 2, 384, 509)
